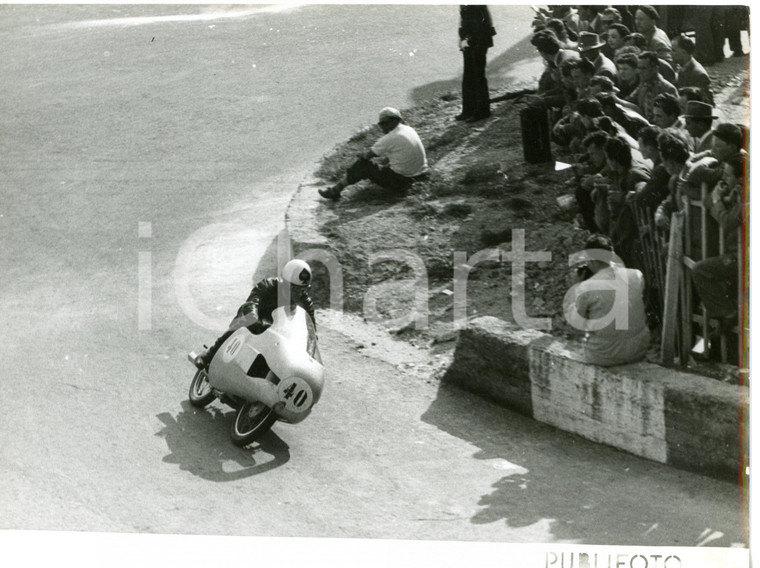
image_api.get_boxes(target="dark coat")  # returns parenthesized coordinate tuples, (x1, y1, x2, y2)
(593, 53, 618, 83)
(459, 5, 496, 49)
(676, 58, 714, 105)
(237, 277, 316, 327)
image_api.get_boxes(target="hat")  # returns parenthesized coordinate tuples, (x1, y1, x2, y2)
(577, 32, 605, 52)
(600, 7, 621, 22)
(637, 5, 660, 22)
(378, 107, 401, 122)
(682, 101, 719, 119)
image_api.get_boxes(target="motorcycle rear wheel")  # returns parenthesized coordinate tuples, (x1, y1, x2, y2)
(189, 368, 216, 408)
(230, 401, 277, 446)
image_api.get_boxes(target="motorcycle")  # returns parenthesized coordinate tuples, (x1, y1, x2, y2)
(187, 305, 325, 447)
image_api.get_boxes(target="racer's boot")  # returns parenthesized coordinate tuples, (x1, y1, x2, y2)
(191, 347, 209, 370)
(194, 330, 234, 369)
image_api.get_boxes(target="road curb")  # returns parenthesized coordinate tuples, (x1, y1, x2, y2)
(285, 173, 335, 252)
(441, 316, 748, 483)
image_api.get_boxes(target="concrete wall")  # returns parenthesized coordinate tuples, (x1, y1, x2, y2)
(443, 317, 748, 483)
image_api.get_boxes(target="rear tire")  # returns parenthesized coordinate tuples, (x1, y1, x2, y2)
(188, 368, 215, 408)
(230, 401, 277, 447)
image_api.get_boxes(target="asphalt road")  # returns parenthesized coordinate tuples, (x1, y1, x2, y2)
(0, 5, 748, 566)
(0, 302, 747, 547)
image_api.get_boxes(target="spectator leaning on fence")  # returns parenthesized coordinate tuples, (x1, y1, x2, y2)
(655, 128, 716, 263)
(563, 234, 651, 367)
(634, 126, 670, 211)
(631, 125, 671, 315)
(688, 123, 745, 188)
(654, 131, 692, 233)
(680, 123, 746, 259)
(691, 152, 745, 324)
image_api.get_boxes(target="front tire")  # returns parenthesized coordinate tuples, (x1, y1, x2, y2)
(189, 368, 215, 408)
(230, 401, 277, 446)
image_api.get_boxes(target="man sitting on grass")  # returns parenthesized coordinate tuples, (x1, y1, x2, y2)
(318, 107, 428, 200)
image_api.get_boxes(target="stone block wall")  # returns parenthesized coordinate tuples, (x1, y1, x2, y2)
(443, 317, 748, 483)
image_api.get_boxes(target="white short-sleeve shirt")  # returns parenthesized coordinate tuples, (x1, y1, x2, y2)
(371, 124, 428, 177)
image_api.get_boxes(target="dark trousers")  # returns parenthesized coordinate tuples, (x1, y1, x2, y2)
(461, 46, 490, 117)
(690, 7, 726, 64)
(347, 157, 413, 193)
(574, 184, 599, 233)
(692, 254, 739, 318)
(725, 6, 749, 53)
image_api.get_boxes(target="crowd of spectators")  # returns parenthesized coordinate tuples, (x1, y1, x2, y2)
(529, 5, 748, 366)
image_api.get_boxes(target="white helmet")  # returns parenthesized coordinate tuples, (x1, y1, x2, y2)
(281, 259, 312, 287)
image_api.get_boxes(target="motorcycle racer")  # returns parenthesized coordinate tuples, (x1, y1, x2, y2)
(194, 259, 316, 370)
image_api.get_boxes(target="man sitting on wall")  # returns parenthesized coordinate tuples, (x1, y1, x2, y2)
(563, 234, 651, 367)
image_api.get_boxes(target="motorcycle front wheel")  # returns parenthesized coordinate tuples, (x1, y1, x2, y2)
(189, 368, 216, 408)
(230, 401, 277, 447)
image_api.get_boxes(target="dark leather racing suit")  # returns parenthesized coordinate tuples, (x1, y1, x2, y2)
(198, 277, 315, 368)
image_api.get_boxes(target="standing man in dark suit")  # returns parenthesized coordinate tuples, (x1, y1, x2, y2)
(456, 5, 496, 123)
(672, 33, 715, 106)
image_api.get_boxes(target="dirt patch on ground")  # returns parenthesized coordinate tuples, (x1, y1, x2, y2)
(314, 94, 587, 334)
(307, 56, 749, 384)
